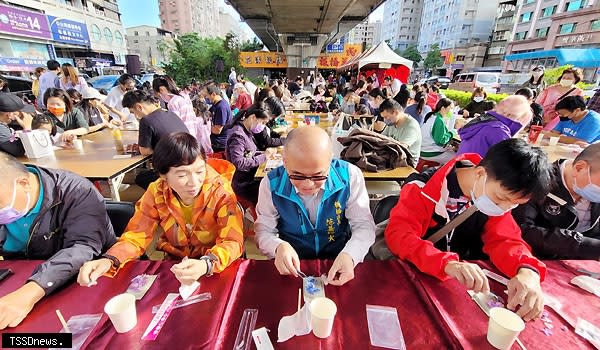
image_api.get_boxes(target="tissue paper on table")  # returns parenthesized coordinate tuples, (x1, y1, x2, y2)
(278, 303, 312, 342)
(571, 275, 600, 297)
(179, 281, 200, 301)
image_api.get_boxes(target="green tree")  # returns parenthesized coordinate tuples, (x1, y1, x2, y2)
(240, 37, 263, 52)
(401, 45, 422, 65)
(162, 33, 243, 85)
(423, 44, 444, 70)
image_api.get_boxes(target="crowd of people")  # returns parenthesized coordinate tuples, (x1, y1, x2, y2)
(0, 60, 599, 330)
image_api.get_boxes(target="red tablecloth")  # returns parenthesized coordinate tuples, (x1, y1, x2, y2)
(416, 260, 600, 350)
(0, 259, 241, 350)
(217, 260, 460, 349)
(1, 259, 598, 349)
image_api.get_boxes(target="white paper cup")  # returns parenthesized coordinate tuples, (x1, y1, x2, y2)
(487, 307, 525, 350)
(549, 136, 560, 146)
(104, 293, 137, 333)
(72, 139, 83, 151)
(309, 297, 337, 338)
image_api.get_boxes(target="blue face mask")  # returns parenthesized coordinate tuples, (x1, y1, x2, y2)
(0, 181, 30, 225)
(573, 168, 600, 203)
(471, 174, 517, 216)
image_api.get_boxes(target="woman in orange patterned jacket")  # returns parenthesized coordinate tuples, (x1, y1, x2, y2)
(77, 132, 244, 286)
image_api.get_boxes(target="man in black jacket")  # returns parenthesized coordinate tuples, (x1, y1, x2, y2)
(0, 152, 116, 329)
(513, 143, 600, 259)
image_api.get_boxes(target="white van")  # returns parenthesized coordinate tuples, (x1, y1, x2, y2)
(449, 72, 501, 94)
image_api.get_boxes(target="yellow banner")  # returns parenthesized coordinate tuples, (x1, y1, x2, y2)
(239, 52, 288, 68)
(317, 44, 362, 69)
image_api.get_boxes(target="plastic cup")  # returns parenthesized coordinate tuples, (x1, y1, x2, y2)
(487, 307, 525, 350)
(309, 297, 337, 338)
(104, 293, 137, 333)
(549, 136, 560, 146)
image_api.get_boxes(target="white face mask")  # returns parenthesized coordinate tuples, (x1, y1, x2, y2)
(473, 96, 484, 103)
(532, 71, 543, 79)
(470, 174, 517, 217)
(560, 79, 574, 88)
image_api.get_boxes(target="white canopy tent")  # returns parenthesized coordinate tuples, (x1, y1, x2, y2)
(338, 41, 413, 71)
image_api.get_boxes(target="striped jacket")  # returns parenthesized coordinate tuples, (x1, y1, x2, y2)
(106, 158, 244, 274)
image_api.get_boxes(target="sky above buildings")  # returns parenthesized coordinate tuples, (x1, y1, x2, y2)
(117, 0, 160, 27)
(117, 0, 383, 36)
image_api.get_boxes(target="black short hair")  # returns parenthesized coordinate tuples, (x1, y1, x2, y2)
(479, 138, 552, 201)
(153, 132, 206, 175)
(152, 75, 180, 95)
(514, 87, 534, 100)
(263, 96, 285, 117)
(32, 114, 57, 136)
(369, 88, 385, 99)
(555, 95, 586, 112)
(117, 74, 135, 86)
(46, 59, 60, 71)
(379, 98, 403, 113)
(122, 90, 159, 108)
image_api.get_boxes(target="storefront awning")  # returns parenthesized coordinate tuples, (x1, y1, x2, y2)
(505, 48, 600, 68)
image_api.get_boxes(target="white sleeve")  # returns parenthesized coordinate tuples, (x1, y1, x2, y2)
(340, 164, 376, 265)
(254, 177, 285, 258)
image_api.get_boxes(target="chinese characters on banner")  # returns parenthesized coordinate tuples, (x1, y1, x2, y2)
(47, 16, 90, 46)
(0, 4, 51, 39)
(317, 44, 362, 69)
(239, 52, 288, 68)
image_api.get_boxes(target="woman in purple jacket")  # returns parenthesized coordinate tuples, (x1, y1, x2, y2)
(226, 102, 274, 204)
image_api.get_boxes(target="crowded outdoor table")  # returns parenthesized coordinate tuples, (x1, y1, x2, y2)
(16, 127, 149, 201)
(1, 61, 600, 350)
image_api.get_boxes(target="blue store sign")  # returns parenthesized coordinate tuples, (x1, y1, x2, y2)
(47, 16, 90, 46)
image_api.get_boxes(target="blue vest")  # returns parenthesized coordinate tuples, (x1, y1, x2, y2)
(268, 159, 351, 259)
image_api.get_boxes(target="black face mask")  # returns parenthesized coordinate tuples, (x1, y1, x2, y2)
(559, 116, 570, 122)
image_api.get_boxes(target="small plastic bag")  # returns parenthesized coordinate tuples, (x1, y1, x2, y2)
(366, 305, 406, 350)
(571, 275, 600, 297)
(49, 313, 102, 350)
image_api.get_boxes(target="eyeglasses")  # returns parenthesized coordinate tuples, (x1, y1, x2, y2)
(288, 174, 328, 182)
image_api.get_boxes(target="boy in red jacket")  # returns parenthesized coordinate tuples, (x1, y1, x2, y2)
(385, 138, 553, 321)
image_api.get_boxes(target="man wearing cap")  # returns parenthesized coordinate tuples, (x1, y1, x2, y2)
(0, 94, 35, 157)
(0, 151, 116, 329)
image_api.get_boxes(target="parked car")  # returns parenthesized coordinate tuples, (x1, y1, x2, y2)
(140, 73, 156, 84)
(449, 72, 501, 94)
(1, 75, 35, 102)
(88, 75, 142, 91)
(426, 76, 451, 89)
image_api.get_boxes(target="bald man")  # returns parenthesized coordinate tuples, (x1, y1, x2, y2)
(457, 95, 533, 157)
(0, 152, 115, 329)
(255, 126, 376, 286)
(513, 143, 600, 259)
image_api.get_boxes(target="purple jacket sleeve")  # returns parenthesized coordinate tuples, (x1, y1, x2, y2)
(226, 131, 266, 172)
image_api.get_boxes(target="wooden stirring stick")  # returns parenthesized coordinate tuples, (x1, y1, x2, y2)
(297, 288, 302, 313)
(55, 309, 70, 333)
